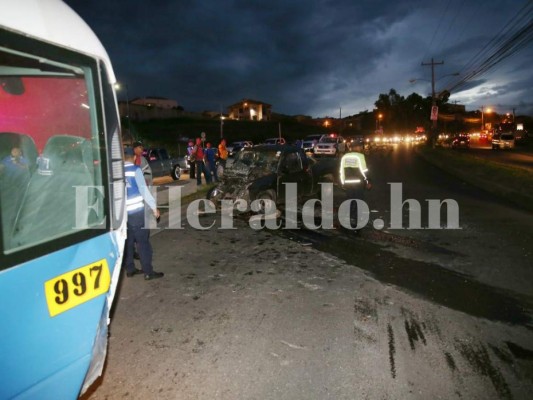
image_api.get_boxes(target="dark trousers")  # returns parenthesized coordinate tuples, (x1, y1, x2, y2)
(189, 159, 196, 179)
(206, 159, 218, 182)
(345, 185, 365, 222)
(196, 160, 212, 185)
(124, 211, 154, 275)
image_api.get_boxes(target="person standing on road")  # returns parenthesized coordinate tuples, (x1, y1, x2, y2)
(339, 152, 372, 228)
(217, 138, 228, 174)
(204, 142, 218, 182)
(192, 137, 211, 185)
(186, 140, 196, 179)
(133, 141, 153, 186)
(123, 147, 164, 280)
(132, 141, 153, 260)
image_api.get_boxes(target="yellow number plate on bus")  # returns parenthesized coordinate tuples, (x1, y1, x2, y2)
(44, 259, 111, 317)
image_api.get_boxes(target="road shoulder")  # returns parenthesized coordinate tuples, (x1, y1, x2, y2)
(415, 146, 533, 213)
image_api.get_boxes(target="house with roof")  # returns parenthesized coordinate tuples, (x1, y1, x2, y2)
(227, 99, 272, 121)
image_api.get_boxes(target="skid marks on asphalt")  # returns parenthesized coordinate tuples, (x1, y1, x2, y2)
(352, 293, 533, 399)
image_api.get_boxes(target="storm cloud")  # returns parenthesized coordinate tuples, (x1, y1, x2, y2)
(65, 0, 533, 117)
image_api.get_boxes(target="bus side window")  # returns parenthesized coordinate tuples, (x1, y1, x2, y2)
(11, 135, 93, 249)
(0, 133, 38, 250)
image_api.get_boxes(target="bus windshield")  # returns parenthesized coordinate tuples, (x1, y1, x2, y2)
(0, 44, 106, 261)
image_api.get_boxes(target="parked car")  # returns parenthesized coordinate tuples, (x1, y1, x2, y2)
(176, 155, 190, 172)
(314, 134, 347, 156)
(492, 133, 515, 150)
(301, 134, 322, 152)
(206, 144, 332, 212)
(264, 137, 286, 145)
(142, 147, 183, 180)
(227, 140, 253, 157)
(451, 133, 470, 148)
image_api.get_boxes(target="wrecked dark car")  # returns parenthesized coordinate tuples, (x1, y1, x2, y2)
(206, 145, 329, 210)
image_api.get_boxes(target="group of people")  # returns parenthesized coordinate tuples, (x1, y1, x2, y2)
(186, 137, 228, 186)
(122, 136, 229, 281)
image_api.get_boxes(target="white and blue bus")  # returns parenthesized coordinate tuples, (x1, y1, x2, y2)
(0, 1, 126, 398)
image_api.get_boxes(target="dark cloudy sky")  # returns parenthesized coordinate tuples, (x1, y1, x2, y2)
(64, 0, 533, 117)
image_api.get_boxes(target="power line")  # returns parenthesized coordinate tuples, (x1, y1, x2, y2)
(423, 0, 453, 62)
(460, 2, 531, 75)
(435, 0, 465, 52)
(449, 0, 484, 52)
(444, 1, 533, 94)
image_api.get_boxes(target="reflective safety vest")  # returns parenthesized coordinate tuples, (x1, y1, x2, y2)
(125, 162, 144, 214)
(339, 152, 369, 185)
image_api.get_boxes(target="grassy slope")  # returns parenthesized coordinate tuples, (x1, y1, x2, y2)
(416, 146, 533, 213)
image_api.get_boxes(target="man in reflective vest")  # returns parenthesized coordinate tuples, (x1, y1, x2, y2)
(339, 152, 372, 228)
(124, 148, 164, 280)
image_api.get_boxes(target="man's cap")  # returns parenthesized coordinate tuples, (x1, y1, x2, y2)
(124, 147, 134, 156)
(132, 141, 143, 148)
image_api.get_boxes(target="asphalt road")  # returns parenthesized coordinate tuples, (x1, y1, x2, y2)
(83, 146, 533, 400)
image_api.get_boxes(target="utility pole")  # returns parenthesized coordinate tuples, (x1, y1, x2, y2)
(422, 58, 444, 147)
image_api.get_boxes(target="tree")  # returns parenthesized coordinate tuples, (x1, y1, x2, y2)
(374, 89, 407, 132)
(373, 89, 448, 133)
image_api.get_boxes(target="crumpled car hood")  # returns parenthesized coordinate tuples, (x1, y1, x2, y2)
(224, 162, 274, 181)
(217, 163, 275, 200)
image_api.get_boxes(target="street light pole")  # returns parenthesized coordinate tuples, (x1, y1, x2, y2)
(481, 106, 491, 132)
(375, 113, 383, 132)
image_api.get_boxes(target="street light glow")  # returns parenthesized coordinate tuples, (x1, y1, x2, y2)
(481, 105, 493, 131)
(115, 81, 131, 139)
